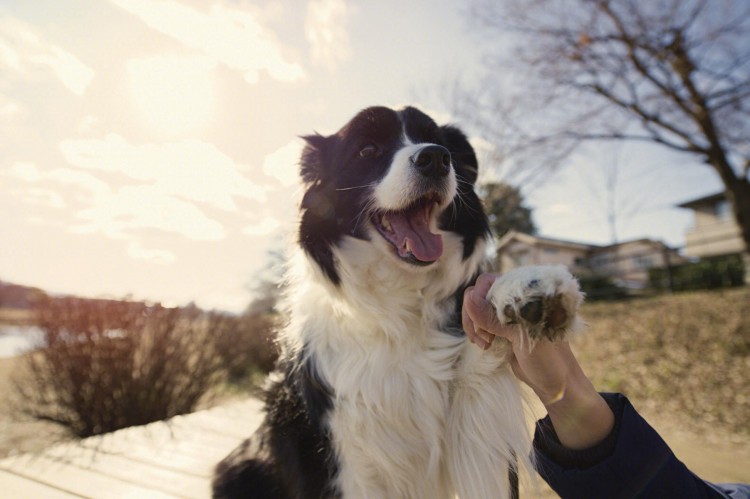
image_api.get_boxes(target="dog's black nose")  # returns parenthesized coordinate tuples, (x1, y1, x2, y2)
(412, 145, 451, 178)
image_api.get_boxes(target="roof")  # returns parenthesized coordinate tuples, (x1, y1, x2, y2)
(496, 230, 596, 252)
(589, 238, 674, 254)
(677, 192, 726, 209)
(496, 231, 677, 253)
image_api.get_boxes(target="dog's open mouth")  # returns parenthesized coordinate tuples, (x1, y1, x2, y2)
(372, 194, 443, 265)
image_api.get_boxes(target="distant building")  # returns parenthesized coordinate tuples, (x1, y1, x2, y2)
(495, 232, 593, 274)
(495, 231, 684, 290)
(586, 239, 684, 290)
(677, 192, 746, 258)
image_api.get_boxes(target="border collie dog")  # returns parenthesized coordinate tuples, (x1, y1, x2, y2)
(213, 106, 534, 499)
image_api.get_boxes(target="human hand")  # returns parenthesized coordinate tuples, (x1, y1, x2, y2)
(462, 273, 614, 449)
(461, 273, 577, 405)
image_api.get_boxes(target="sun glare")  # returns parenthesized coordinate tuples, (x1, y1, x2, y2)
(128, 55, 216, 136)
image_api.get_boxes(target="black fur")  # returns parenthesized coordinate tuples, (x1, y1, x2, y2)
(213, 347, 337, 499)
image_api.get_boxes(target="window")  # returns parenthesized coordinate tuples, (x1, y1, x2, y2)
(632, 255, 653, 270)
(715, 200, 731, 220)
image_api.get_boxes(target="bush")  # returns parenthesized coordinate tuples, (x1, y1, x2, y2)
(577, 275, 630, 301)
(15, 297, 225, 437)
(649, 254, 745, 292)
(210, 311, 278, 384)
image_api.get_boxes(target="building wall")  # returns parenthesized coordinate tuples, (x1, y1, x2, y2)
(496, 235, 684, 289)
(684, 220, 744, 257)
(588, 240, 682, 288)
(496, 241, 588, 273)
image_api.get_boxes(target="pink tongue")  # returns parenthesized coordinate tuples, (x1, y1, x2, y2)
(387, 203, 443, 262)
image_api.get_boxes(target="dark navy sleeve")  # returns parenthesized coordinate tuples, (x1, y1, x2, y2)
(532, 393, 729, 499)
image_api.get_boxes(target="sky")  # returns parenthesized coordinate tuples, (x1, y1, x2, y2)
(0, 0, 724, 312)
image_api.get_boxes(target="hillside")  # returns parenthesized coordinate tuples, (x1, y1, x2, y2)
(575, 287, 750, 437)
(0, 281, 45, 314)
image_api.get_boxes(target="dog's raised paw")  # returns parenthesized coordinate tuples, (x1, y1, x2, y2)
(487, 265, 584, 342)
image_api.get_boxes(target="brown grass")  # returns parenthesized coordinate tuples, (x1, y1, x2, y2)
(575, 287, 750, 437)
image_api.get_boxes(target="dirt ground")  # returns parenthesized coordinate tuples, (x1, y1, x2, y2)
(1, 288, 749, 497)
(0, 356, 73, 457)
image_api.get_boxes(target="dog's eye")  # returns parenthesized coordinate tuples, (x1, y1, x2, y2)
(359, 144, 378, 158)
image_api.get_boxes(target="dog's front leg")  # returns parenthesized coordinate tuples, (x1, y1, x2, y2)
(446, 342, 531, 499)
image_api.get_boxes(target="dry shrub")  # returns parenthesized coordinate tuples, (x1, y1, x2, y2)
(210, 311, 278, 384)
(575, 287, 750, 436)
(15, 296, 224, 437)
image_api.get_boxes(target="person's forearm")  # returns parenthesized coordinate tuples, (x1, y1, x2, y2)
(542, 364, 615, 450)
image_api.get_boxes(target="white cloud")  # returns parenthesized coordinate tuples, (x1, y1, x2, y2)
(0, 16, 94, 95)
(6, 162, 41, 182)
(59, 134, 266, 211)
(73, 184, 226, 241)
(0, 92, 22, 118)
(243, 217, 281, 236)
(24, 188, 66, 209)
(3, 161, 110, 202)
(46, 168, 112, 201)
(54, 134, 291, 245)
(127, 55, 217, 136)
(547, 203, 572, 215)
(77, 115, 101, 134)
(110, 0, 304, 83)
(305, 0, 351, 69)
(127, 240, 176, 264)
(262, 139, 304, 188)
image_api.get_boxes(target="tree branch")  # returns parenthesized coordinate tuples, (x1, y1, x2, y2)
(560, 131, 701, 154)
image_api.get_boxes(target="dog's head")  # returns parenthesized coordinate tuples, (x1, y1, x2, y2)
(298, 106, 489, 284)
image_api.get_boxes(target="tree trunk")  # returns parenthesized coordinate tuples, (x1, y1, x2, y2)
(717, 172, 750, 257)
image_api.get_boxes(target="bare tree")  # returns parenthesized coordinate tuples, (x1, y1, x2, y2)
(456, 0, 750, 255)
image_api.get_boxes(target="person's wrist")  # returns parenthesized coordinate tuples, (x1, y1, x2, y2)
(543, 367, 614, 450)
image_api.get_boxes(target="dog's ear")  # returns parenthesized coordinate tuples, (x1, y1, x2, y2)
(441, 125, 479, 185)
(300, 134, 330, 184)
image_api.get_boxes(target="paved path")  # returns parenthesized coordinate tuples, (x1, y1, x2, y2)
(0, 399, 263, 498)
(1, 394, 747, 498)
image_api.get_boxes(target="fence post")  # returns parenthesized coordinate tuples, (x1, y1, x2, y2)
(662, 246, 675, 293)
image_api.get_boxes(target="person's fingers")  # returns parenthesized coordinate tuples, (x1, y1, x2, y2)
(465, 286, 502, 335)
(476, 328, 495, 349)
(463, 286, 495, 349)
(463, 273, 519, 349)
(473, 273, 497, 298)
(462, 286, 477, 337)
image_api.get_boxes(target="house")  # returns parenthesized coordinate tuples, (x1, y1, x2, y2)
(494, 231, 593, 274)
(585, 239, 684, 289)
(495, 231, 684, 289)
(677, 192, 746, 258)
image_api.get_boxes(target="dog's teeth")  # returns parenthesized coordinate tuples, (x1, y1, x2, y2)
(382, 215, 392, 232)
(405, 239, 412, 254)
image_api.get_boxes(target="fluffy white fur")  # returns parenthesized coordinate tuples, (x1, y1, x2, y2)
(280, 232, 537, 499)
(489, 264, 585, 342)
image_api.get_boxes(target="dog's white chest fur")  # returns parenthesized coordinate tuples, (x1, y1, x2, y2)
(285, 236, 530, 499)
(327, 329, 463, 498)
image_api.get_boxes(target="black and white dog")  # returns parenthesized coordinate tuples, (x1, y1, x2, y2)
(213, 106, 582, 499)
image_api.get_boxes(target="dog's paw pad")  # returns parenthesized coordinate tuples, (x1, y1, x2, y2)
(488, 265, 584, 341)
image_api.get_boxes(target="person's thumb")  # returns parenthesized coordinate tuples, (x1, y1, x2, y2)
(466, 287, 501, 333)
